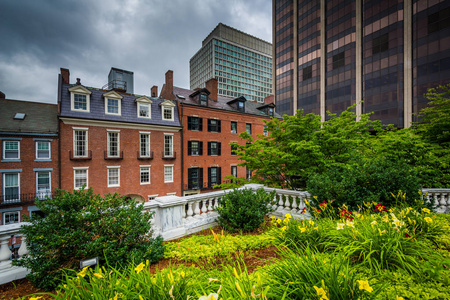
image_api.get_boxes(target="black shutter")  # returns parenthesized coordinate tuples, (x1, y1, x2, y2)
(188, 117, 192, 130)
(187, 141, 192, 156)
(207, 119, 211, 132)
(199, 141, 203, 155)
(218, 167, 222, 185)
(217, 142, 221, 156)
(199, 118, 203, 131)
(188, 168, 193, 189)
(207, 142, 211, 155)
(199, 168, 203, 189)
(208, 167, 211, 188)
(217, 120, 221, 132)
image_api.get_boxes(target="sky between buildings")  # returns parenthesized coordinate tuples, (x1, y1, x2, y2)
(0, 0, 272, 104)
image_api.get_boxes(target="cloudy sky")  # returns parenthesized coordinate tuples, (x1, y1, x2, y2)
(0, 0, 272, 104)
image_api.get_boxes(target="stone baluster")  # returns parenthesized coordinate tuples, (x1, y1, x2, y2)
(291, 196, 299, 215)
(17, 235, 29, 258)
(208, 198, 214, 215)
(434, 193, 440, 209)
(194, 200, 201, 218)
(214, 197, 220, 210)
(440, 193, 447, 209)
(283, 194, 290, 211)
(0, 235, 12, 270)
(186, 201, 194, 220)
(276, 193, 284, 212)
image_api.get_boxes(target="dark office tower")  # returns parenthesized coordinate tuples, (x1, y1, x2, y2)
(273, 0, 450, 128)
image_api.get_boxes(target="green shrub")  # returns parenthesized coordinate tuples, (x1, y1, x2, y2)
(14, 188, 164, 290)
(307, 158, 422, 210)
(216, 188, 276, 233)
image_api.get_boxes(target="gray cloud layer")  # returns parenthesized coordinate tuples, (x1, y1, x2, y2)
(0, 0, 271, 103)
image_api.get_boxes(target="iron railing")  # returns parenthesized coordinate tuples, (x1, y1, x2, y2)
(1, 191, 53, 205)
(102, 80, 127, 91)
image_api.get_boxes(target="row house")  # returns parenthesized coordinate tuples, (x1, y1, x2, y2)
(160, 70, 280, 196)
(58, 68, 182, 202)
(0, 93, 59, 227)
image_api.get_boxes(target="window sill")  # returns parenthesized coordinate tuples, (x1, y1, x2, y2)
(35, 159, 52, 162)
(1, 159, 21, 163)
(140, 182, 151, 185)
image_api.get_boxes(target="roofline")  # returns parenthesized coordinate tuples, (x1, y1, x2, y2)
(202, 23, 272, 47)
(0, 132, 58, 137)
(178, 101, 281, 119)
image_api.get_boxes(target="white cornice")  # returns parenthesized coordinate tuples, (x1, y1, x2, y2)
(135, 96, 153, 103)
(60, 117, 181, 132)
(103, 90, 123, 99)
(68, 85, 92, 95)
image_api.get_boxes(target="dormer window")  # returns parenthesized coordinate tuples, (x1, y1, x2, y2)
(268, 107, 274, 117)
(237, 101, 245, 112)
(135, 96, 152, 119)
(103, 91, 123, 116)
(227, 96, 246, 113)
(69, 85, 92, 113)
(257, 103, 276, 117)
(200, 94, 208, 106)
(160, 100, 175, 121)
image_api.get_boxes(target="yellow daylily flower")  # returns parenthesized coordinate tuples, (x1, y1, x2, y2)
(313, 286, 329, 300)
(336, 223, 345, 230)
(139, 296, 144, 300)
(77, 266, 89, 278)
(93, 273, 104, 279)
(134, 262, 145, 274)
(281, 226, 288, 231)
(424, 217, 433, 223)
(422, 208, 430, 214)
(199, 293, 219, 300)
(396, 296, 405, 300)
(357, 280, 373, 293)
(285, 213, 292, 219)
(298, 226, 306, 233)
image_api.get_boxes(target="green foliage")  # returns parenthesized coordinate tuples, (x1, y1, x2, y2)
(164, 229, 275, 262)
(13, 188, 164, 290)
(214, 175, 250, 189)
(216, 188, 276, 233)
(307, 158, 421, 210)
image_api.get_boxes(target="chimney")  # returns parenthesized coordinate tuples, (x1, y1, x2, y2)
(264, 94, 274, 104)
(206, 78, 218, 101)
(151, 85, 158, 97)
(60, 68, 70, 84)
(163, 70, 175, 100)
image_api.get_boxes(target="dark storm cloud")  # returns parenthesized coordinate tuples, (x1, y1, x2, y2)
(0, 0, 271, 104)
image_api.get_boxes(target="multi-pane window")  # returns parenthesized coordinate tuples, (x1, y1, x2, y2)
(188, 167, 203, 189)
(107, 131, 119, 157)
(164, 165, 173, 183)
(138, 103, 150, 118)
(246, 123, 252, 135)
(200, 94, 208, 106)
(208, 167, 221, 188)
(106, 98, 120, 115)
(36, 172, 51, 199)
(36, 141, 50, 159)
(246, 167, 252, 181)
(332, 52, 345, 69)
(74, 168, 88, 189)
(164, 135, 173, 157)
(231, 121, 237, 134)
(3, 211, 20, 225)
(108, 167, 120, 187)
(74, 94, 87, 110)
(207, 119, 221, 132)
(231, 144, 237, 156)
(163, 106, 173, 121)
(231, 166, 237, 178)
(187, 116, 202, 131)
(74, 130, 87, 157)
(140, 166, 150, 184)
(208, 142, 221, 156)
(237, 101, 245, 112)
(3, 141, 19, 159)
(3, 173, 19, 202)
(263, 126, 269, 136)
(140, 133, 150, 157)
(372, 34, 389, 55)
(188, 141, 203, 155)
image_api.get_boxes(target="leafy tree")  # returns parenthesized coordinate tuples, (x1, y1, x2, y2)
(14, 188, 164, 290)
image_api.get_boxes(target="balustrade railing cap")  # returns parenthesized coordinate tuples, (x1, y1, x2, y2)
(153, 195, 185, 207)
(0, 222, 30, 236)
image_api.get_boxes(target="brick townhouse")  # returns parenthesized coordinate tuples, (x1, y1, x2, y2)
(0, 92, 59, 227)
(58, 68, 182, 201)
(160, 70, 280, 196)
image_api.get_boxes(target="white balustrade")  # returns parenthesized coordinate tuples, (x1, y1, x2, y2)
(423, 189, 450, 213)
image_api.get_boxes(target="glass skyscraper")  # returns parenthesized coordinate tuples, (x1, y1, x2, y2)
(273, 0, 450, 127)
(190, 23, 273, 103)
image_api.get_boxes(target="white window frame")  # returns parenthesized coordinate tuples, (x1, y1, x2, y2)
(166, 192, 176, 196)
(164, 164, 174, 183)
(140, 165, 151, 185)
(161, 100, 175, 121)
(3, 211, 20, 225)
(263, 125, 269, 136)
(69, 85, 92, 113)
(73, 167, 88, 190)
(107, 166, 120, 187)
(140, 132, 151, 157)
(103, 91, 123, 116)
(136, 96, 153, 119)
(73, 128, 88, 157)
(107, 130, 120, 157)
(36, 171, 51, 199)
(164, 134, 174, 157)
(35, 141, 51, 160)
(3, 172, 20, 202)
(3, 140, 20, 160)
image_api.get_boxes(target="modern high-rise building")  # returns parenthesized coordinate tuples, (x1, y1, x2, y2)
(190, 23, 273, 103)
(273, 0, 450, 127)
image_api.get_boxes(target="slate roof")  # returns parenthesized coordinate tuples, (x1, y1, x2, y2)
(172, 86, 282, 119)
(0, 98, 58, 134)
(59, 83, 181, 127)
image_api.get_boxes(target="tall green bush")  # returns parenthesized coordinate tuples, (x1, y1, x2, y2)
(216, 188, 276, 233)
(307, 158, 422, 210)
(14, 188, 164, 290)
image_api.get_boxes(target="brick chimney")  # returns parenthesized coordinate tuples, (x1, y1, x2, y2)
(0, 91, 5, 99)
(151, 85, 158, 97)
(264, 95, 274, 104)
(60, 68, 70, 84)
(162, 70, 175, 100)
(206, 78, 218, 101)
